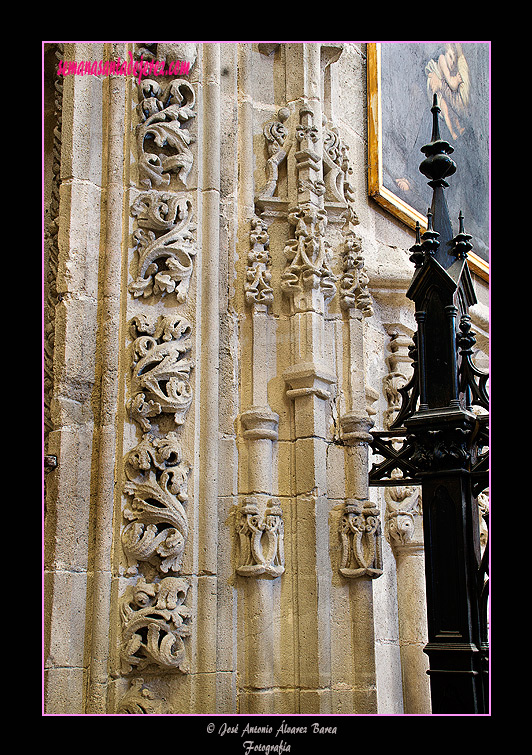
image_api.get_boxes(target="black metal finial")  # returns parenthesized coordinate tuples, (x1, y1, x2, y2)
(420, 208, 440, 259)
(419, 95, 457, 187)
(450, 210, 473, 261)
(409, 220, 424, 268)
(419, 94, 457, 269)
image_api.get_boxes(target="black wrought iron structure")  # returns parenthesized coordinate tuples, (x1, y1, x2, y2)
(369, 95, 489, 714)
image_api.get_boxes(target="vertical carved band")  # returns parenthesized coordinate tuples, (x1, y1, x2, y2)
(119, 71, 197, 678)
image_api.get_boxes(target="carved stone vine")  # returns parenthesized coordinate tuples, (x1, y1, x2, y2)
(123, 431, 190, 576)
(128, 313, 194, 432)
(120, 74, 197, 680)
(129, 191, 197, 301)
(136, 78, 196, 190)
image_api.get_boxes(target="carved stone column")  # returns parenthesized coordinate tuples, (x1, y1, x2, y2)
(336, 207, 381, 713)
(235, 45, 285, 712)
(237, 232, 284, 709)
(382, 323, 431, 713)
(279, 47, 338, 712)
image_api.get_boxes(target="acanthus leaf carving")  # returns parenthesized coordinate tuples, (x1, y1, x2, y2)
(120, 74, 197, 681)
(136, 78, 196, 190)
(123, 431, 190, 575)
(120, 576, 192, 674)
(129, 313, 194, 431)
(129, 191, 197, 301)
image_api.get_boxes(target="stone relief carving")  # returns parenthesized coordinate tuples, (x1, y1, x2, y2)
(382, 327, 415, 429)
(128, 313, 194, 432)
(120, 576, 192, 674)
(119, 76, 197, 681)
(129, 191, 197, 301)
(381, 326, 423, 549)
(384, 481, 422, 547)
(245, 216, 274, 307)
(136, 78, 196, 190)
(339, 208, 373, 316)
(236, 497, 285, 578)
(116, 677, 165, 714)
(339, 499, 383, 578)
(281, 204, 336, 309)
(253, 97, 379, 579)
(322, 117, 355, 206)
(123, 432, 190, 575)
(257, 108, 292, 201)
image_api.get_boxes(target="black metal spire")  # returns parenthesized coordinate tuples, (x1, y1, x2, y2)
(419, 94, 457, 269)
(450, 210, 474, 261)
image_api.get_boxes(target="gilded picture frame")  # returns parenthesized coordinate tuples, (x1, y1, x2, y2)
(367, 42, 489, 280)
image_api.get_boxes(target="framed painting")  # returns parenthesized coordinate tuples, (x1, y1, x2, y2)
(367, 42, 489, 280)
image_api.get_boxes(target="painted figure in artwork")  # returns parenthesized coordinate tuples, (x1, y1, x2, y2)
(425, 43, 470, 140)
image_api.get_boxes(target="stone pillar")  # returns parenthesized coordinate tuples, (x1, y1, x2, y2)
(44, 42, 117, 714)
(382, 324, 431, 714)
(337, 210, 381, 713)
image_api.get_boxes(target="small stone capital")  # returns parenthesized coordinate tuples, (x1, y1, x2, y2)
(240, 406, 279, 440)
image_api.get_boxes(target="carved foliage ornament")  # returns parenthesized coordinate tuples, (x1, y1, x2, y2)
(281, 203, 336, 303)
(120, 75, 197, 681)
(123, 431, 190, 575)
(236, 497, 285, 578)
(245, 216, 274, 306)
(339, 209, 373, 316)
(121, 312, 194, 674)
(117, 677, 165, 714)
(129, 191, 197, 301)
(120, 576, 192, 673)
(136, 78, 195, 190)
(129, 313, 194, 432)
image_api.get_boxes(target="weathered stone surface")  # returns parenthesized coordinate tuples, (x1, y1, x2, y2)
(43, 42, 489, 715)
